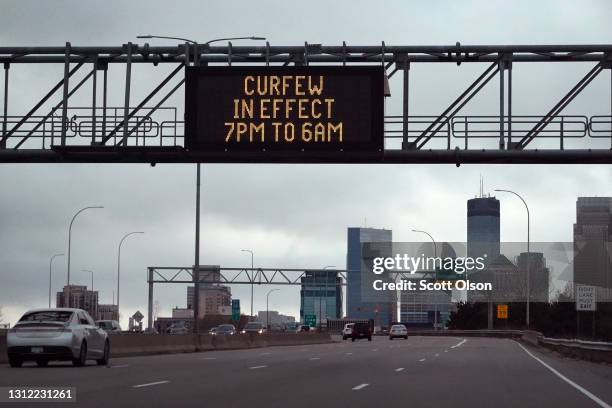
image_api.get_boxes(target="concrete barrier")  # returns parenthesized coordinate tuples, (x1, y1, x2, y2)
(405, 329, 524, 339)
(0, 332, 332, 363)
(537, 337, 612, 364)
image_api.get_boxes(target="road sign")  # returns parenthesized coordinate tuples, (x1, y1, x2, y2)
(185, 66, 384, 160)
(231, 299, 240, 322)
(132, 310, 144, 322)
(496, 304, 508, 320)
(576, 285, 597, 311)
(304, 314, 317, 327)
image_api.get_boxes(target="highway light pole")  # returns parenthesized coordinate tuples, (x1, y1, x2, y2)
(495, 189, 531, 328)
(412, 229, 439, 330)
(242, 249, 255, 319)
(49, 253, 64, 308)
(266, 289, 279, 330)
(67, 206, 103, 307)
(137, 34, 265, 332)
(117, 231, 144, 322)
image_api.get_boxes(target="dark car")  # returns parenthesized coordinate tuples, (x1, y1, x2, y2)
(351, 322, 372, 342)
(215, 324, 236, 335)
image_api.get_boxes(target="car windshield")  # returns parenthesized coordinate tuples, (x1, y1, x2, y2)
(218, 325, 234, 331)
(19, 311, 73, 323)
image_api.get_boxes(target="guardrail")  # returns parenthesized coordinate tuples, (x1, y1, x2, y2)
(537, 336, 612, 363)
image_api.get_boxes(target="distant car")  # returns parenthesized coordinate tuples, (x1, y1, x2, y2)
(284, 323, 300, 333)
(96, 320, 122, 333)
(241, 322, 266, 334)
(167, 322, 189, 335)
(389, 324, 408, 340)
(351, 322, 372, 342)
(215, 324, 236, 335)
(342, 323, 355, 340)
(208, 326, 218, 335)
(300, 325, 311, 332)
(7, 308, 109, 368)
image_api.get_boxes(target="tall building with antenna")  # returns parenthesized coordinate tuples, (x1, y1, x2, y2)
(467, 177, 500, 264)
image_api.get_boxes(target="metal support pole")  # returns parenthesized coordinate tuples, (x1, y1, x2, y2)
(122, 42, 133, 146)
(401, 61, 410, 150)
(194, 164, 201, 333)
(102, 65, 107, 139)
(499, 59, 505, 149)
(1, 63, 8, 149)
(507, 60, 512, 148)
(147, 268, 154, 331)
(91, 58, 97, 144)
(61, 42, 71, 146)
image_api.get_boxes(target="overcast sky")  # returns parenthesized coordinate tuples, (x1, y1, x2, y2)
(1, 0, 611, 326)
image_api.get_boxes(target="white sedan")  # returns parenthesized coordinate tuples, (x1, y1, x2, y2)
(389, 324, 408, 340)
(7, 308, 109, 368)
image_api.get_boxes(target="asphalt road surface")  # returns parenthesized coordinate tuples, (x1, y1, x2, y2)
(1, 336, 612, 408)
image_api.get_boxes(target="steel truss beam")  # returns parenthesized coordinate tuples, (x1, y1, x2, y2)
(2, 43, 612, 163)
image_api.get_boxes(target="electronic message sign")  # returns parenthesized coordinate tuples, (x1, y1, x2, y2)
(185, 66, 384, 161)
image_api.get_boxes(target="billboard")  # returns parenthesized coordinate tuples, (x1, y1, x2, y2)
(185, 66, 384, 161)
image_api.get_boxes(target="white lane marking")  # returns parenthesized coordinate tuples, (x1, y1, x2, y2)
(249, 365, 268, 370)
(515, 342, 612, 408)
(132, 381, 169, 388)
(444, 350, 448, 353)
(300, 349, 309, 352)
(451, 339, 467, 349)
(345, 352, 353, 356)
(395, 367, 405, 372)
(419, 358, 426, 362)
(309, 357, 320, 360)
(260, 352, 271, 356)
(199, 357, 217, 360)
(372, 349, 378, 352)
(111, 364, 129, 368)
(352, 383, 369, 391)
(435, 353, 440, 358)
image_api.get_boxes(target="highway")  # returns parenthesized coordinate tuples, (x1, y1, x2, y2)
(1, 336, 612, 407)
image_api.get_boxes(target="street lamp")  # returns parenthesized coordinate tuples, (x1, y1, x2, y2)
(266, 289, 280, 330)
(136, 34, 266, 332)
(412, 229, 439, 330)
(241, 249, 255, 318)
(495, 189, 531, 328)
(49, 253, 64, 308)
(67, 206, 103, 307)
(82, 269, 94, 292)
(117, 231, 144, 322)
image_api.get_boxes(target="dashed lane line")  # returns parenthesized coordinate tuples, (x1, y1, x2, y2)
(132, 381, 169, 389)
(352, 384, 369, 391)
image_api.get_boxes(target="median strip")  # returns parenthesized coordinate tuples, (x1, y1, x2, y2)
(132, 381, 169, 389)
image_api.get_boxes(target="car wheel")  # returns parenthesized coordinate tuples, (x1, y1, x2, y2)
(72, 341, 87, 367)
(351, 337, 355, 342)
(342, 335, 346, 340)
(36, 359, 49, 367)
(8, 356, 22, 368)
(389, 336, 393, 340)
(96, 340, 110, 366)
(368, 337, 372, 341)
(404, 336, 408, 340)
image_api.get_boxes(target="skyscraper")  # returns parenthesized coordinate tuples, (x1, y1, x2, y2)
(56, 285, 98, 319)
(573, 197, 612, 290)
(346, 227, 395, 326)
(467, 196, 500, 264)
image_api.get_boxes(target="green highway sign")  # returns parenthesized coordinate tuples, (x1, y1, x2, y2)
(304, 314, 317, 327)
(231, 299, 240, 321)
